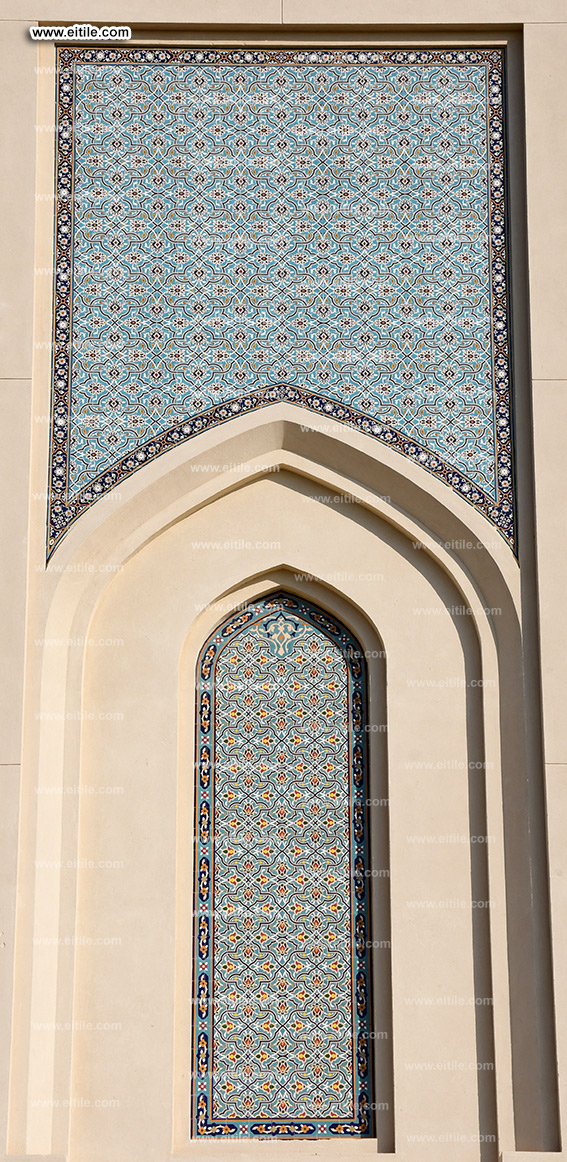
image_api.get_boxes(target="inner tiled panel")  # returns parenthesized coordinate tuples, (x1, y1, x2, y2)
(48, 48, 513, 552)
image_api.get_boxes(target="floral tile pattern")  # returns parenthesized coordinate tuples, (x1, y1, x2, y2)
(48, 47, 514, 554)
(192, 594, 373, 1137)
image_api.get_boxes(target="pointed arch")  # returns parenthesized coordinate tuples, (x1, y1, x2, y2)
(192, 591, 374, 1138)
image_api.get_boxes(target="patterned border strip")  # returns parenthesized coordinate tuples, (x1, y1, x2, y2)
(48, 47, 515, 557)
(192, 592, 374, 1137)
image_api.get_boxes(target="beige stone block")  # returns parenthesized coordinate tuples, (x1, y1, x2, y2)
(14, 0, 281, 21)
(545, 764, 567, 1138)
(282, 0, 566, 22)
(0, 767, 22, 1155)
(501, 1155, 567, 1162)
(532, 382, 567, 766)
(6, 0, 567, 19)
(525, 24, 567, 381)
(0, 382, 31, 765)
(0, 24, 37, 380)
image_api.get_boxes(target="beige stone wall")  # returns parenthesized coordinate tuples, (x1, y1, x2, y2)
(1, 8, 566, 1162)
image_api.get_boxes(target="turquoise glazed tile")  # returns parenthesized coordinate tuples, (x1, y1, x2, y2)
(48, 47, 514, 553)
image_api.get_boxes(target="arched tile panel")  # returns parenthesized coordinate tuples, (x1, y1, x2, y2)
(48, 46, 514, 555)
(192, 591, 374, 1137)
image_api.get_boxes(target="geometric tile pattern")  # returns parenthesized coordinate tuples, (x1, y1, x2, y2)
(49, 47, 514, 555)
(192, 593, 373, 1137)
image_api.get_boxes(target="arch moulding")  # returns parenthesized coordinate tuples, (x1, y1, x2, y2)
(8, 410, 554, 1160)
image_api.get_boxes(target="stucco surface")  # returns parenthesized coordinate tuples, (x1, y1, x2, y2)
(1, 8, 565, 1161)
(70, 478, 478, 1161)
(4, 0, 567, 22)
(0, 24, 36, 381)
(0, 381, 31, 763)
(532, 381, 567, 765)
(524, 25, 567, 382)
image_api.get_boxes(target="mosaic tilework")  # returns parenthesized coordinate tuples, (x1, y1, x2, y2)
(192, 594, 373, 1137)
(49, 47, 514, 554)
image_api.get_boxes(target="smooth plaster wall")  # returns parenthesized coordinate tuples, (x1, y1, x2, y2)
(72, 476, 479, 1162)
(2, 9, 567, 1162)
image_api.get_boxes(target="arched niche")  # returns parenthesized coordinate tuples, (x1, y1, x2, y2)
(9, 418, 554, 1159)
(191, 591, 375, 1139)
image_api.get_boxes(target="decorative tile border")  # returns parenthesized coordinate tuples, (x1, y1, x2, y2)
(48, 47, 515, 555)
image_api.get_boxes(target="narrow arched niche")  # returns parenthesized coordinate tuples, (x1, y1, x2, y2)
(191, 591, 375, 1139)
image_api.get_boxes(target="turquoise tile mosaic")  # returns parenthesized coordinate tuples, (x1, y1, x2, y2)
(49, 47, 514, 554)
(193, 594, 373, 1137)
